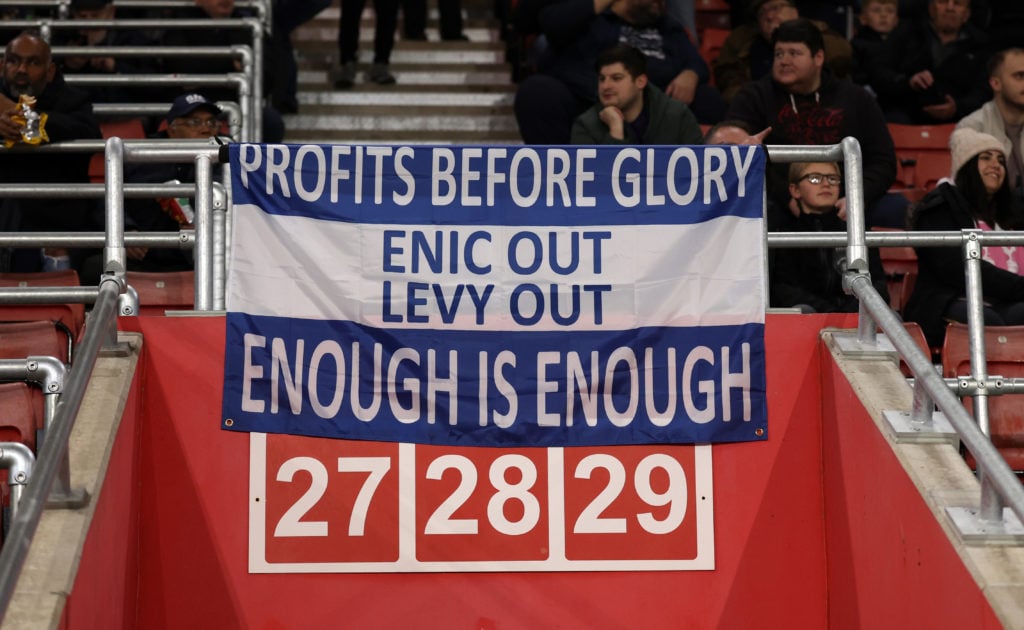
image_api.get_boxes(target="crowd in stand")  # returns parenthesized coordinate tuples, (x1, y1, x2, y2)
(511, 0, 1024, 349)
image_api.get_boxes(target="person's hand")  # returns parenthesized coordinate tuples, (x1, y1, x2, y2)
(598, 106, 626, 140)
(922, 94, 956, 121)
(788, 197, 800, 217)
(126, 246, 148, 261)
(665, 69, 698, 105)
(747, 126, 771, 145)
(909, 70, 934, 91)
(836, 197, 847, 220)
(0, 107, 23, 142)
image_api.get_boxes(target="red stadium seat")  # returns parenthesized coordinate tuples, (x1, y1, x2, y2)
(888, 123, 956, 151)
(942, 322, 1024, 471)
(0, 383, 42, 453)
(699, 27, 730, 75)
(694, 0, 731, 32)
(0, 321, 69, 364)
(887, 124, 954, 202)
(126, 270, 195, 315)
(873, 228, 918, 314)
(89, 117, 147, 183)
(913, 152, 952, 193)
(0, 270, 86, 343)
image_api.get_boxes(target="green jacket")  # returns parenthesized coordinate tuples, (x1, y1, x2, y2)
(570, 84, 703, 145)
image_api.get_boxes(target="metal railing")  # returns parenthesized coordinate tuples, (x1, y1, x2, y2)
(92, 100, 244, 142)
(1, 17, 264, 139)
(767, 139, 1024, 535)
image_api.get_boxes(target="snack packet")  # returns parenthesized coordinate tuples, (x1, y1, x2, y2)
(3, 94, 49, 148)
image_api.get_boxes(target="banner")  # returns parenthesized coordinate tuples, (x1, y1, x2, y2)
(222, 144, 768, 447)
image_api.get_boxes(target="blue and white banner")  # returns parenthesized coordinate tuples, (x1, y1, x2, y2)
(222, 144, 768, 446)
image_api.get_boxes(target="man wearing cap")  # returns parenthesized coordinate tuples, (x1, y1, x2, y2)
(118, 93, 225, 272)
(0, 30, 101, 274)
(714, 0, 852, 104)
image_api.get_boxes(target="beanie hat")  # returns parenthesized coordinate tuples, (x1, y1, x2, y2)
(949, 128, 1006, 179)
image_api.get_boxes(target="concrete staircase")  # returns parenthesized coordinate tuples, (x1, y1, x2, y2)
(284, 2, 520, 144)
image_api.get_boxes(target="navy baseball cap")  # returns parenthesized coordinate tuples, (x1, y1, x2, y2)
(166, 93, 223, 123)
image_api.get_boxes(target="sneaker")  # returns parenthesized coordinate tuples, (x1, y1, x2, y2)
(330, 61, 357, 89)
(367, 63, 396, 85)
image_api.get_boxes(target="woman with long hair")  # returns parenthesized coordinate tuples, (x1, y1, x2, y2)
(904, 128, 1024, 346)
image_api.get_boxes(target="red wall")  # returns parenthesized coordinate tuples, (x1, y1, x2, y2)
(819, 346, 1002, 629)
(98, 315, 834, 629)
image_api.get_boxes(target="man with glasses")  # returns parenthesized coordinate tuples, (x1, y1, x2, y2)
(726, 18, 906, 228)
(117, 93, 225, 272)
(768, 161, 890, 312)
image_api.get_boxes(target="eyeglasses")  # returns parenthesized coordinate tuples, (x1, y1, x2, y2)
(798, 172, 841, 186)
(173, 118, 220, 129)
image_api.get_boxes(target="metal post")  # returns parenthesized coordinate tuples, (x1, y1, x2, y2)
(212, 182, 228, 310)
(0, 444, 34, 521)
(194, 153, 214, 310)
(103, 137, 126, 275)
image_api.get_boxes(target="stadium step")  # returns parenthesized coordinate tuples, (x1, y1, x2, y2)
(286, 3, 520, 145)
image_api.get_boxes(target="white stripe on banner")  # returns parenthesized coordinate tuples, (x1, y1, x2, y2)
(227, 206, 764, 331)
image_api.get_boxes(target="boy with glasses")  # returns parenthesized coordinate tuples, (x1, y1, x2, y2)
(768, 161, 890, 313)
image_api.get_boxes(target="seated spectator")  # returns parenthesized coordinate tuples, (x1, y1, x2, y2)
(703, 118, 771, 143)
(725, 18, 907, 228)
(875, 0, 991, 124)
(0, 30, 101, 275)
(54, 0, 162, 105)
(956, 48, 1024, 196)
(904, 128, 1024, 347)
(514, 0, 725, 145)
(120, 93, 228, 272)
(571, 44, 702, 144)
(850, 0, 907, 107)
(769, 160, 890, 312)
(159, 0, 284, 142)
(713, 0, 852, 104)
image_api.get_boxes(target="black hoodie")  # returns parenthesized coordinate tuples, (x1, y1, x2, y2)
(726, 70, 897, 212)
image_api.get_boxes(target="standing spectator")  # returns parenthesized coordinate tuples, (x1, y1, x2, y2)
(54, 0, 162, 105)
(332, 0, 400, 87)
(272, 0, 331, 112)
(769, 161, 890, 312)
(515, 0, 724, 145)
(160, 0, 285, 142)
(0, 30, 101, 274)
(904, 128, 1024, 346)
(956, 48, 1024, 195)
(571, 44, 702, 144)
(726, 18, 906, 227)
(878, 0, 991, 124)
(402, 0, 467, 41)
(713, 0, 852, 104)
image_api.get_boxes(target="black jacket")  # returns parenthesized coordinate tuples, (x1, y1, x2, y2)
(726, 71, 897, 212)
(904, 182, 1024, 345)
(769, 207, 890, 312)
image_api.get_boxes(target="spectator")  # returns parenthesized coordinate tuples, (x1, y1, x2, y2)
(159, 0, 285, 142)
(514, 0, 724, 145)
(904, 128, 1024, 346)
(713, 0, 853, 104)
(703, 118, 772, 143)
(849, 0, 906, 106)
(725, 18, 907, 228)
(332, 0, 400, 87)
(122, 93, 227, 272)
(572, 44, 702, 144)
(402, 0, 467, 41)
(271, 0, 331, 112)
(0, 30, 101, 274)
(769, 161, 890, 312)
(877, 0, 991, 124)
(956, 48, 1024, 195)
(54, 0, 162, 105)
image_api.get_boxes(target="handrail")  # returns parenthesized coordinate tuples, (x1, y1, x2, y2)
(764, 140, 1024, 533)
(1, 16, 264, 139)
(0, 274, 123, 619)
(0, 0, 271, 31)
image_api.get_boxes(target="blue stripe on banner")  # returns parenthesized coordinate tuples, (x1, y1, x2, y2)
(221, 313, 768, 447)
(228, 144, 766, 226)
